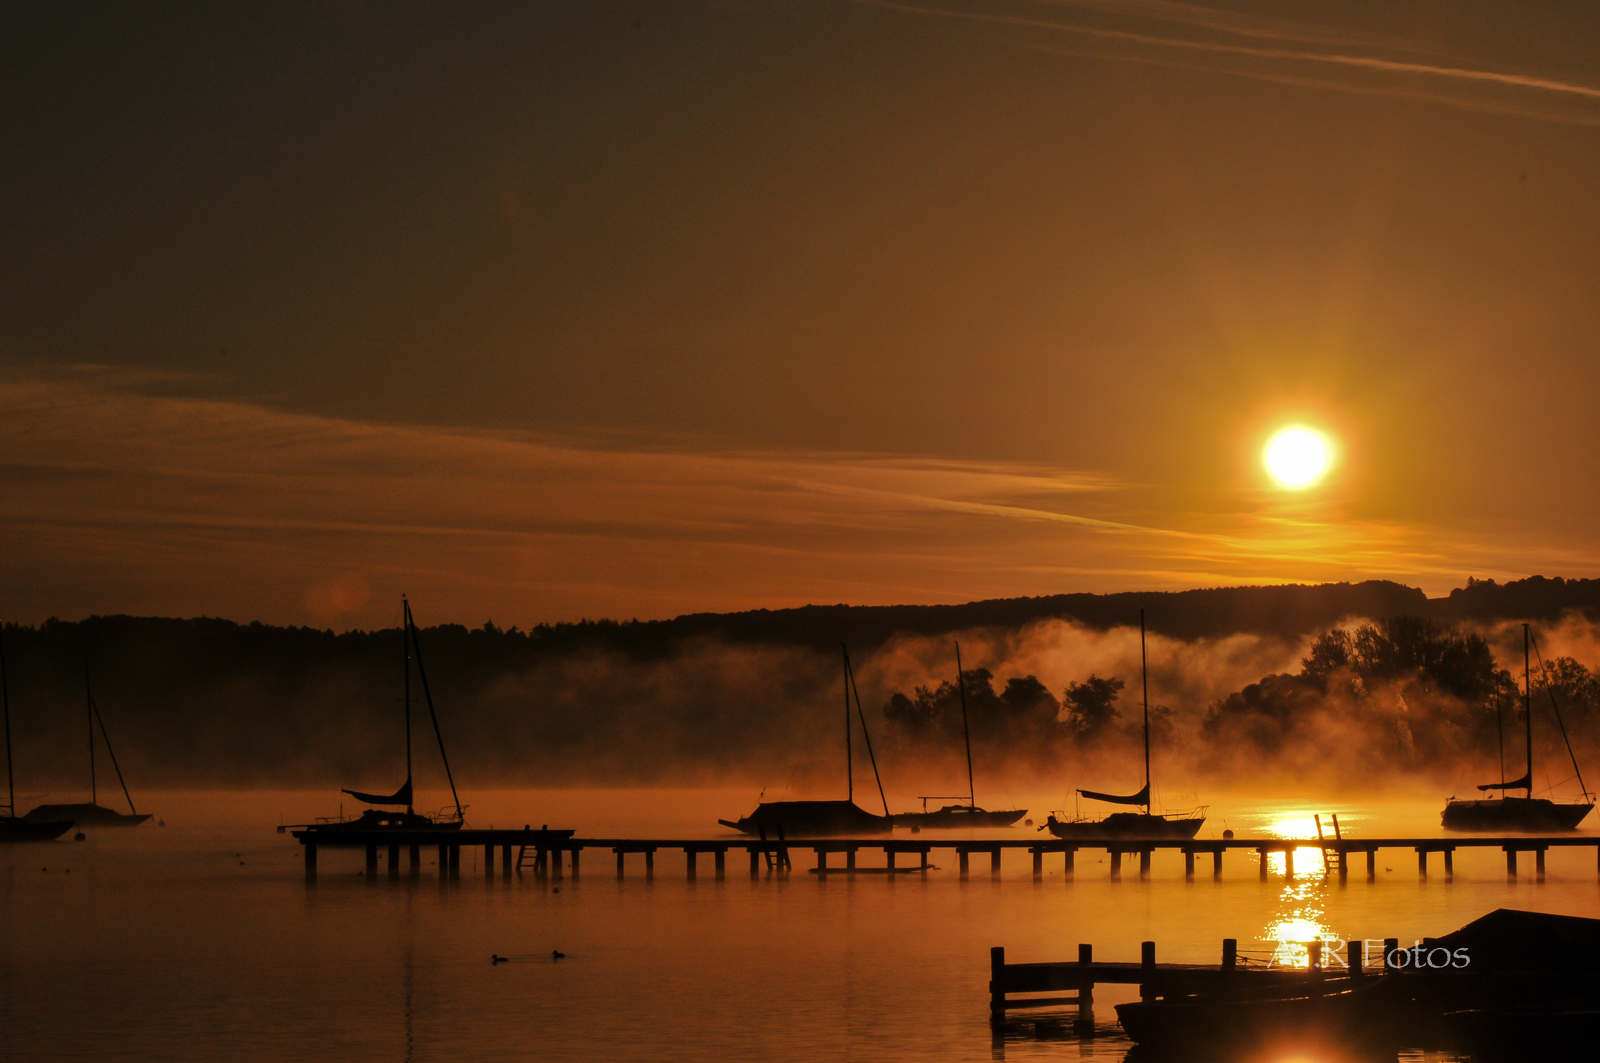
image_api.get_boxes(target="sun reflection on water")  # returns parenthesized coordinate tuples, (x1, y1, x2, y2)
(1263, 880, 1336, 968)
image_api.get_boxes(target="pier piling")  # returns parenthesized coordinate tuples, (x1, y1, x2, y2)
(1213, 850, 1223, 878)
(388, 844, 399, 878)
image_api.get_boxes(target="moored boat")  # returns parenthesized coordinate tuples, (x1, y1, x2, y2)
(22, 656, 152, 828)
(1043, 611, 1206, 842)
(1442, 625, 1593, 831)
(1, 630, 75, 842)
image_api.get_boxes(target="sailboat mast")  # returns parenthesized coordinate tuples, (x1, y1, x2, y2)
(1141, 610, 1151, 816)
(1524, 623, 1533, 798)
(2, 627, 12, 817)
(955, 642, 974, 810)
(842, 645, 852, 802)
(844, 650, 890, 818)
(403, 597, 414, 813)
(85, 656, 96, 806)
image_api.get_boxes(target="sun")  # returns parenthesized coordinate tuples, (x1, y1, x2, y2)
(1263, 427, 1332, 489)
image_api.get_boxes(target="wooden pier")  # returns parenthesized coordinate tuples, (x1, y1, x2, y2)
(289, 829, 1600, 882)
(989, 936, 1405, 1026)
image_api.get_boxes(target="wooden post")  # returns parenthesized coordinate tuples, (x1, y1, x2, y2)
(989, 848, 999, 875)
(749, 848, 760, 878)
(1337, 850, 1348, 879)
(959, 850, 970, 877)
(1417, 849, 1427, 878)
(570, 848, 580, 878)
(1347, 939, 1362, 976)
(1064, 848, 1074, 876)
(686, 849, 697, 880)
(1383, 937, 1399, 973)
(304, 842, 317, 878)
(616, 849, 625, 878)
(1139, 849, 1151, 879)
(410, 843, 421, 876)
(1077, 943, 1094, 1029)
(1257, 848, 1269, 881)
(846, 849, 856, 872)
(1366, 849, 1376, 881)
(1213, 850, 1223, 879)
(1443, 848, 1453, 877)
(815, 848, 827, 873)
(1284, 847, 1294, 879)
(1308, 939, 1323, 972)
(1184, 849, 1194, 879)
(714, 849, 725, 879)
(366, 844, 378, 874)
(989, 947, 1005, 1021)
(1032, 848, 1043, 878)
(1506, 848, 1518, 876)
(1140, 941, 1155, 1001)
(645, 849, 654, 879)
(388, 844, 400, 878)
(1110, 850, 1121, 879)
(886, 848, 897, 871)
(1536, 848, 1546, 878)
(1221, 938, 1236, 971)
(1079, 943, 1092, 964)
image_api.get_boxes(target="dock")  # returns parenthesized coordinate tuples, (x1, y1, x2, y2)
(287, 829, 1600, 881)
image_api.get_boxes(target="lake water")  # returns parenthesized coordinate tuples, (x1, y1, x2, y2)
(3, 789, 1596, 1062)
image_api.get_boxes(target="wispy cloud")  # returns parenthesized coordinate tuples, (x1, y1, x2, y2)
(853, 0, 1600, 123)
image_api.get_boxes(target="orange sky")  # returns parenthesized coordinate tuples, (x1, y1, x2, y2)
(5, 2, 1600, 629)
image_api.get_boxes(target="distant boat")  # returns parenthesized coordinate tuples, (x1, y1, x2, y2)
(22, 657, 150, 828)
(1442, 624, 1594, 832)
(718, 645, 892, 837)
(889, 641, 1026, 830)
(301, 597, 465, 835)
(0, 629, 73, 842)
(1043, 611, 1206, 841)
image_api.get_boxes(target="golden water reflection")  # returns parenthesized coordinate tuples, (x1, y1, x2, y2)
(1263, 880, 1336, 969)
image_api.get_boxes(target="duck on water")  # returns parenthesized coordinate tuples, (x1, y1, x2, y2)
(719, 645, 893, 837)
(1042, 611, 1206, 842)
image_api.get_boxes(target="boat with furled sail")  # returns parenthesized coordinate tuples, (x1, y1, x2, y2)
(23, 657, 151, 828)
(1442, 624, 1593, 831)
(719, 644, 892, 836)
(889, 642, 1027, 829)
(1043, 610, 1206, 841)
(1, 629, 73, 843)
(300, 597, 465, 835)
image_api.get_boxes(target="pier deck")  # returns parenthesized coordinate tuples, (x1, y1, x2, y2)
(288, 829, 1600, 881)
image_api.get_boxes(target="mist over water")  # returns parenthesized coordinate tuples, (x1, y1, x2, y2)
(3, 790, 1594, 1063)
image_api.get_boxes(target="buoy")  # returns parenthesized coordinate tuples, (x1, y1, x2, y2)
(74, 832, 86, 841)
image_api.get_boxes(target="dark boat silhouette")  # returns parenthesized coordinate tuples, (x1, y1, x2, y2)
(22, 657, 151, 828)
(0, 629, 73, 842)
(718, 645, 892, 837)
(301, 597, 465, 835)
(1117, 908, 1600, 1057)
(1043, 611, 1206, 842)
(889, 642, 1026, 830)
(1442, 624, 1593, 831)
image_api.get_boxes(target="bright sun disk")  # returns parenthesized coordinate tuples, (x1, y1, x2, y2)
(1264, 427, 1331, 489)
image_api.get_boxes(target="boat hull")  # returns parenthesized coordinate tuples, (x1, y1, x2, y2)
(0, 816, 75, 842)
(890, 806, 1027, 829)
(718, 800, 892, 836)
(23, 803, 151, 827)
(1444, 1009, 1600, 1062)
(1045, 811, 1205, 841)
(1441, 797, 1592, 832)
(301, 809, 465, 834)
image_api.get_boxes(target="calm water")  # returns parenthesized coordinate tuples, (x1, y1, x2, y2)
(3, 790, 1596, 1062)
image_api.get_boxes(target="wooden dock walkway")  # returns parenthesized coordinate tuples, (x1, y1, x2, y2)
(288, 829, 1600, 881)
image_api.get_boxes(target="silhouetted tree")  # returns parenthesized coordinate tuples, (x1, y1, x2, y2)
(1063, 674, 1124, 743)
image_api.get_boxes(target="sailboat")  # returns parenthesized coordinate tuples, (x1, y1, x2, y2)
(303, 597, 465, 834)
(889, 642, 1027, 829)
(23, 657, 152, 828)
(718, 644, 893, 837)
(1442, 624, 1593, 831)
(0, 628, 73, 842)
(1043, 610, 1206, 841)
